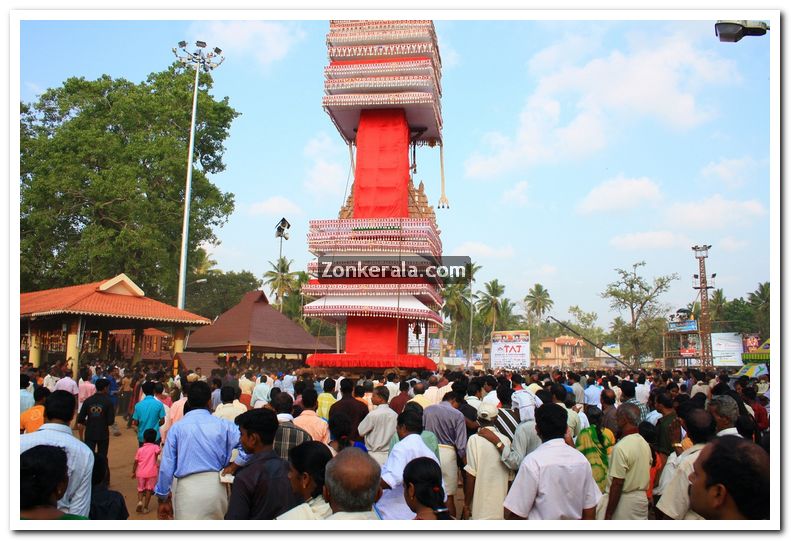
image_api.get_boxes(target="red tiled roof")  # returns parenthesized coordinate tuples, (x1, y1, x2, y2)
(555, 336, 584, 346)
(20, 278, 210, 325)
(186, 291, 335, 354)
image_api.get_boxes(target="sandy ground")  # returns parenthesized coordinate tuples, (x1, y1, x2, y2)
(103, 423, 159, 521)
(96, 422, 467, 521)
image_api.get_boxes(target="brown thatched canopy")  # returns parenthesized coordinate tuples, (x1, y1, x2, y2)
(185, 291, 334, 354)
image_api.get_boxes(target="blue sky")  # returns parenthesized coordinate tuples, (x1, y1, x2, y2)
(18, 16, 774, 328)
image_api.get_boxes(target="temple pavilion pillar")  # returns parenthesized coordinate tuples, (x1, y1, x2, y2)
(65, 318, 80, 379)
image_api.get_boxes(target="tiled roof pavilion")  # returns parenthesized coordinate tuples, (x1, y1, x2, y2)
(21, 273, 210, 325)
(20, 274, 209, 375)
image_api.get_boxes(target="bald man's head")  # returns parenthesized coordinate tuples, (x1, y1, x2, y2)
(324, 448, 381, 512)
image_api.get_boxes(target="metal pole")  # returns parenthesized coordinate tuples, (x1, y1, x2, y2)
(547, 316, 632, 370)
(278, 235, 284, 312)
(467, 270, 474, 366)
(177, 61, 202, 310)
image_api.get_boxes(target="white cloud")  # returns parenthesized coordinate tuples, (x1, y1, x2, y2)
(528, 34, 595, 75)
(301, 133, 351, 200)
(578, 175, 662, 214)
(305, 160, 348, 199)
(501, 181, 529, 207)
(186, 21, 305, 69)
(451, 241, 514, 260)
(701, 156, 758, 189)
(610, 231, 692, 250)
(719, 236, 749, 253)
(465, 33, 736, 179)
(536, 264, 558, 277)
(666, 195, 766, 230)
(24, 81, 44, 96)
(249, 196, 303, 216)
(439, 38, 460, 69)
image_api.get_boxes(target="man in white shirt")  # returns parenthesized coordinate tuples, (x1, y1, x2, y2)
(422, 375, 443, 406)
(213, 386, 248, 422)
(656, 408, 717, 520)
(551, 383, 581, 439)
(357, 387, 398, 465)
(635, 373, 650, 404)
(463, 403, 512, 520)
(376, 409, 440, 520)
(20, 390, 94, 517)
(238, 371, 256, 397)
(708, 395, 742, 438)
(598, 403, 652, 520)
(465, 382, 483, 411)
(504, 403, 601, 519)
(282, 371, 297, 397)
(480, 376, 499, 408)
(251, 375, 272, 408)
(569, 373, 585, 405)
(511, 373, 542, 422)
(324, 448, 381, 520)
(583, 379, 603, 410)
(43, 367, 61, 392)
(384, 373, 400, 403)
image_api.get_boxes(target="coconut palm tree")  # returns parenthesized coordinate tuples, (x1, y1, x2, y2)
(498, 298, 522, 330)
(748, 282, 770, 311)
(748, 282, 770, 338)
(710, 289, 726, 323)
(441, 282, 470, 348)
(264, 257, 298, 313)
(524, 283, 554, 321)
(192, 247, 221, 277)
(476, 279, 505, 334)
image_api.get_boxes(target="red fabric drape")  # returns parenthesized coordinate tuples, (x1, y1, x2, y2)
(306, 352, 436, 371)
(345, 316, 408, 355)
(352, 109, 410, 219)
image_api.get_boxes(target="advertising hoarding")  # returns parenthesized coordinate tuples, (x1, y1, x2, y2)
(712, 332, 744, 367)
(490, 330, 531, 369)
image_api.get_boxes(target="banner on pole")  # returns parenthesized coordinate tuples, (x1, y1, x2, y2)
(490, 330, 531, 369)
(712, 332, 744, 367)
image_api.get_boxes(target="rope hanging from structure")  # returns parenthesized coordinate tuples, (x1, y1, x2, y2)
(437, 143, 449, 209)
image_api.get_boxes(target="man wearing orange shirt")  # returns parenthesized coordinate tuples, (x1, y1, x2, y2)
(20, 387, 50, 433)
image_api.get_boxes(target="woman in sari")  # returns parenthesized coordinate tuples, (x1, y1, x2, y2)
(575, 406, 615, 493)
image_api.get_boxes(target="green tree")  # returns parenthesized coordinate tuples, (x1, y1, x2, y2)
(192, 247, 222, 278)
(721, 297, 757, 335)
(184, 270, 262, 320)
(264, 257, 299, 313)
(601, 261, 678, 364)
(282, 271, 311, 326)
(567, 305, 605, 357)
(748, 282, 770, 339)
(709, 289, 727, 331)
(476, 279, 506, 335)
(524, 283, 554, 322)
(20, 64, 238, 300)
(441, 282, 471, 349)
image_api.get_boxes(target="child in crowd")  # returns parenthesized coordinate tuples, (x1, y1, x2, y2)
(90, 453, 129, 520)
(132, 428, 160, 514)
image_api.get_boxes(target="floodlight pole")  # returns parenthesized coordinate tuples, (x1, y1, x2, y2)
(173, 41, 224, 310)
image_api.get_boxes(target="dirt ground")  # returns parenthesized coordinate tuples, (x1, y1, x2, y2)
(104, 423, 158, 521)
(97, 422, 467, 521)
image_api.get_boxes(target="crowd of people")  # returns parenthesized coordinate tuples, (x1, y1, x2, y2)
(20, 359, 771, 521)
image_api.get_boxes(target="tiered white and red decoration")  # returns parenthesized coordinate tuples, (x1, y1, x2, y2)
(304, 20, 445, 371)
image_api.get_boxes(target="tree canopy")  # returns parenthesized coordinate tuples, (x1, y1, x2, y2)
(184, 270, 263, 321)
(601, 261, 678, 363)
(20, 63, 238, 302)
